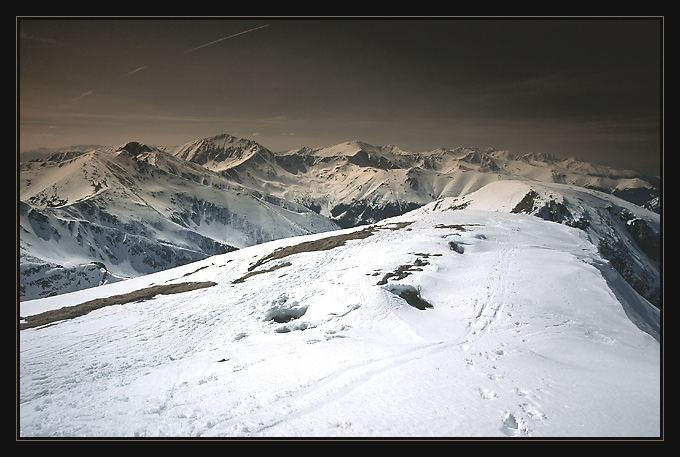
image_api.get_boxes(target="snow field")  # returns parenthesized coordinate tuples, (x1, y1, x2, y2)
(19, 198, 660, 438)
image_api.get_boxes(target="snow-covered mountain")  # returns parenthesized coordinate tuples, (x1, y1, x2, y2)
(19, 133, 660, 304)
(170, 135, 659, 228)
(19, 141, 339, 301)
(19, 180, 661, 438)
(170, 133, 269, 172)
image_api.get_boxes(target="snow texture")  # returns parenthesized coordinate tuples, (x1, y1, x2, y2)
(19, 181, 661, 438)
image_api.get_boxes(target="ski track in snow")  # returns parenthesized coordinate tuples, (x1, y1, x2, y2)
(238, 340, 453, 436)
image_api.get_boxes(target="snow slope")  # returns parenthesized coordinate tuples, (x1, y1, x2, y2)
(434, 180, 661, 308)
(19, 181, 661, 438)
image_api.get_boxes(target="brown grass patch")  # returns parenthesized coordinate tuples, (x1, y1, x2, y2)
(232, 262, 292, 284)
(376, 255, 430, 285)
(434, 223, 483, 231)
(246, 221, 413, 273)
(20, 281, 217, 330)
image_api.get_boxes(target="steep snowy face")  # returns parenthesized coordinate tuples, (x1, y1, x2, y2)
(19, 143, 339, 301)
(19, 186, 660, 438)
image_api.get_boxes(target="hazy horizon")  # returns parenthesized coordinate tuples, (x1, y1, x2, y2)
(18, 17, 662, 175)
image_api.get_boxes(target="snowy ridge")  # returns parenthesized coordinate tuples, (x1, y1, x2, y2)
(414, 180, 661, 310)
(19, 180, 660, 438)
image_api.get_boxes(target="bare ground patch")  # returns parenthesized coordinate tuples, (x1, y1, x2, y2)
(232, 262, 292, 284)
(20, 281, 217, 330)
(511, 190, 539, 214)
(383, 283, 434, 310)
(245, 221, 413, 273)
(434, 223, 483, 231)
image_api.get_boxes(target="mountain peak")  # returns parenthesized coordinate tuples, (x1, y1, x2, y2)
(520, 151, 564, 165)
(171, 133, 271, 169)
(117, 141, 153, 157)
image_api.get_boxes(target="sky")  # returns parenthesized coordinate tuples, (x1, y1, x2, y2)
(18, 17, 662, 175)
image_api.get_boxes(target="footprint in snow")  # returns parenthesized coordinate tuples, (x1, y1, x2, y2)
(478, 388, 497, 400)
(500, 413, 522, 436)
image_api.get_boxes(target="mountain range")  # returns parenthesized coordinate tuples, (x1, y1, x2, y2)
(18, 133, 660, 305)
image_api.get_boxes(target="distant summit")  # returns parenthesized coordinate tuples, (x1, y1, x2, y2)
(118, 141, 152, 156)
(171, 133, 270, 170)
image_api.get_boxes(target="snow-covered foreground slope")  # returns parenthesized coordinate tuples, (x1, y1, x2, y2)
(19, 182, 661, 438)
(436, 180, 661, 309)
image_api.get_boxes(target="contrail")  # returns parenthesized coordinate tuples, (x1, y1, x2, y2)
(125, 24, 269, 76)
(128, 66, 148, 74)
(182, 24, 270, 54)
(72, 90, 93, 101)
